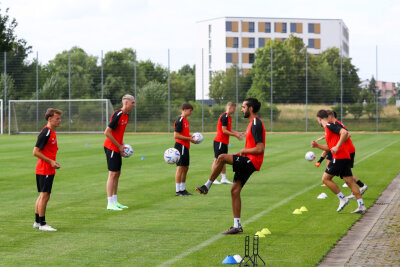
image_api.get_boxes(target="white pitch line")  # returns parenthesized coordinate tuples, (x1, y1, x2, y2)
(159, 139, 399, 267)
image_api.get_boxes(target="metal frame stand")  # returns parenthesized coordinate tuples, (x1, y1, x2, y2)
(252, 235, 265, 266)
(240, 236, 255, 266)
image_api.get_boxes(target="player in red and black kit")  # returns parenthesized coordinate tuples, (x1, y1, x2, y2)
(174, 103, 196, 196)
(104, 94, 135, 211)
(33, 108, 62, 231)
(212, 102, 243, 185)
(196, 98, 265, 234)
(312, 109, 366, 214)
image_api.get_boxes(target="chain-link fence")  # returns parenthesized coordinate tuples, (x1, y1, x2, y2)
(1, 45, 399, 134)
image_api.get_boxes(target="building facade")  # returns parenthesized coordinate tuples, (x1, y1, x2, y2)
(196, 17, 349, 101)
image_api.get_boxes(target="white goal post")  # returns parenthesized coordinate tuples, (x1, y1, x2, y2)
(8, 99, 114, 134)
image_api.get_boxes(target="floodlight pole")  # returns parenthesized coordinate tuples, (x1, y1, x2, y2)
(36, 51, 39, 132)
(68, 50, 71, 132)
(101, 50, 104, 131)
(305, 47, 308, 132)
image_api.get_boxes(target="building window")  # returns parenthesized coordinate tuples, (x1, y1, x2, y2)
(249, 38, 255, 48)
(226, 21, 232, 31)
(282, 23, 287, 33)
(208, 24, 212, 38)
(308, 23, 314, 33)
(249, 53, 255, 64)
(290, 23, 296, 33)
(258, 38, 265, 47)
(265, 22, 271, 33)
(226, 53, 232, 63)
(308, 39, 314, 48)
(209, 40, 211, 54)
(233, 37, 238, 48)
(249, 22, 255, 32)
(209, 55, 212, 68)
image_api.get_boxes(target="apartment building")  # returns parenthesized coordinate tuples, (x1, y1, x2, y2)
(196, 17, 349, 101)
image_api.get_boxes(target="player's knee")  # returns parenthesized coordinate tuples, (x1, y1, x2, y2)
(217, 154, 226, 164)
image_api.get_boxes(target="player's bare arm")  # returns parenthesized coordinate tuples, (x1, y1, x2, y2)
(311, 141, 330, 152)
(33, 147, 60, 169)
(222, 126, 243, 140)
(174, 132, 196, 143)
(239, 142, 264, 155)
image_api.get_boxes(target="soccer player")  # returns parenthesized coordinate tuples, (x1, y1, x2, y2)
(33, 108, 62, 231)
(312, 109, 366, 214)
(326, 110, 368, 199)
(195, 98, 265, 234)
(174, 103, 196, 196)
(104, 94, 135, 211)
(213, 102, 243, 185)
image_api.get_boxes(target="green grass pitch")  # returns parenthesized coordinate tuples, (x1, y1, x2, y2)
(0, 133, 399, 266)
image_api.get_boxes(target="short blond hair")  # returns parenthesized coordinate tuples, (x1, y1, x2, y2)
(226, 102, 236, 108)
(122, 94, 134, 103)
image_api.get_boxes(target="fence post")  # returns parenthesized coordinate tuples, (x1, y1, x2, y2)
(201, 48, 204, 132)
(270, 46, 273, 132)
(168, 49, 171, 133)
(4, 52, 7, 134)
(68, 50, 71, 132)
(36, 51, 39, 132)
(376, 45, 379, 132)
(305, 47, 308, 132)
(134, 50, 137, 132)
(101, 50, 104, 130)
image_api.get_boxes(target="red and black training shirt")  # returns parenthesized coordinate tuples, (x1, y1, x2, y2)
(174, 116, 190, 149)
(35, 126, 58, 175)
(214, 112, 232, 145)
(104, 109, 129, 153)
(243, 117, 265, 171)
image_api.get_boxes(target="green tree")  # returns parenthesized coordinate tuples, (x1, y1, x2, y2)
(137, 81, 167, 119)
(42, 47, 99, 99)
(170, 64, 195, 102)
(348, 104, 363, 119)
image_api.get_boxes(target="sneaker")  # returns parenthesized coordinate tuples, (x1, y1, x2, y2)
(336, 197, 349, 212)
(39, 224, 57, 231)
(222, 226, 243, 235)
(213, 179, 221, 185)
(107, 203, 123, 211)
(195, 185, 208, 195)
(175, 191, 183, 196)
(360, 185, 368, 195)
(221, 178, 233, 184)
(181, 190, 193, 196)
(115, 202, 128, 209)
(33, 222, 40, 229)
(351, 205, 366, 214)
(346, 193, 356, 199)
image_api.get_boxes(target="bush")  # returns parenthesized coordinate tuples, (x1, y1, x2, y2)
(210, 105, 226, 120)
(263, 104, 281, 121)
(388, 97, 396, 105)
(331, 104, 348, 118)
(348, 104, 363, 120)
(365, 102, 383, 119)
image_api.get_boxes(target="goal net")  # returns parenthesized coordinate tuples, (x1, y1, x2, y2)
(8, 99, 114, 134)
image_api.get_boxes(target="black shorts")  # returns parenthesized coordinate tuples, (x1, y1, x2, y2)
(214, 141, 228, 158)
(326, 151, 333, 161)
(349, 152, 355, 168)
(36, 174, 55, 193)
(325, 158, 353, 179)
(175, 143, 189, 166)
(232, 155, 256, 187)
(104, 147, 122, 172)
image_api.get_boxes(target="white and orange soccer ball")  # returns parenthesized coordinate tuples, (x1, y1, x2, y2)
(164, 148, 180, 164)
(305, 151, 316, 162)
(192, 132, 203, 144)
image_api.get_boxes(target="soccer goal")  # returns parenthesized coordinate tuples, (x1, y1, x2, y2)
(8, 99, 114, 134)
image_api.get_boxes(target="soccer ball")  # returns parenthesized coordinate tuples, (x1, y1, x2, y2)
(123, 144, 133, 158)
(164, 148, 180, 164)
(305, 151, 315, 162)
(192, 132, 203, 144)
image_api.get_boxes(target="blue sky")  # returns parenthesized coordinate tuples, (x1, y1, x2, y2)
(2, 0, 399, 83)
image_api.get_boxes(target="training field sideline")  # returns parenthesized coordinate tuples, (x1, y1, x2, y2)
(0, 133, 399, 266)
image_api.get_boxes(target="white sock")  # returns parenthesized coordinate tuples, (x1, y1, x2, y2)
(112, 194, 117, 203)
(234, 218, 241, 228)
(357, 198, 364, 207)
(221, 173, 226, 180)
(107, 196, 113, 204)
(205, 179, 213, 189)
(176, 183, 180, 192)
(180, 182, 185, 191)
(336, 192, 345, 200)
